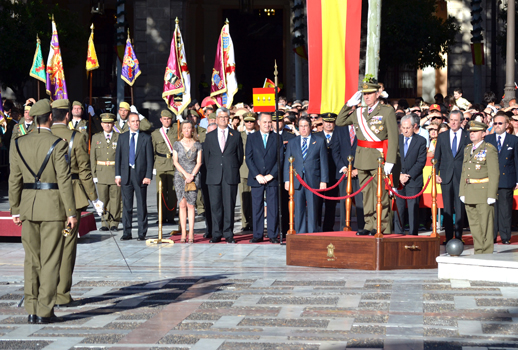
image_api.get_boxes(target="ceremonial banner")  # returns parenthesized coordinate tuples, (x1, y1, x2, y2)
(121, 32, 141, 86)
(86, 24, 100, 71)
(210, 21, 237, 108)
(307, 0, 362, 114)
(163, 19, 191, 116)
(46, 19, 68, 101)
(30, 36, 46, 83)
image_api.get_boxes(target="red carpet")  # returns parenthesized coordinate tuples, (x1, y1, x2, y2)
(166, 232, 276, 244)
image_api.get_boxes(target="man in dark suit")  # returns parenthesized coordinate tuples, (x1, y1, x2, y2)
(394, 115, 427, 235)
(284, 116, 328, 233)
(332, 123, 364, 231)
(314, 113, 339, 231)
(200, 123, 217, 239)
(203, 107, 243, 243)
(485, 113, 518, 244)
(115, 113, 154, 241)
(246, 112, 282, 243)
(433, 110, 470, 243)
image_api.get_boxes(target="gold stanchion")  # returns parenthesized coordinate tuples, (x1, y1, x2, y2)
(287, 157, 296, 235)
(430, 159, 438, 238)
(147, 180, 174, 245)
(344, 155, 354, 231)
(375, 157, 384, 238)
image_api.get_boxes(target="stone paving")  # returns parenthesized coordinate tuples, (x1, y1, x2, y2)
(1, 181, 518, 349)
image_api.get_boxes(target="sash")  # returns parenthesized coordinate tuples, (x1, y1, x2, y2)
(68, 121, 75, 130)
(356, 107, 383, 154)
(113, 125, 121, 133)
(19, 124, 27, 136)
(160, 127, 174, 154)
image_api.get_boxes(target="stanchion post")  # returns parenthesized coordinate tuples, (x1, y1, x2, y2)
(147, 180, 174, 245)
(287, 157, 296, 235)
(431, 159, 438, 238)
(375, 157, 384, 238)
(344, 155, 354, 231)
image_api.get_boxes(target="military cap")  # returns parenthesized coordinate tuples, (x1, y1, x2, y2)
(100, 113, 116, 123)
(466, 120, 488, 132)
(72, 101, 83, 108)
(24, 105, 32, 111)
(29, 99, 52, 117)
(119, 102, 130, 110)
(234, 108, 248, 117)
(271, 111, 285, 121)
(208, 112, 217, 120)
(161, 109, 174, 119)
(52, 99, 70, 110)
(243, 112, 257, 122)
(360, 82, 381, 93)
(322, 112, 337, 122)
(190, 109, 200, 118)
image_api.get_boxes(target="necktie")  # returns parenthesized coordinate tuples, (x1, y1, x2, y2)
(129, 133, 136, 167)
(220, 129, 226, 152)
(498, 135, 502, 153)
(404, 137, 409, 158)
(452, 132, 457, 158)
(74, 121, 78, 128)
(326, 134, 331, 143)
(122, 120, 126, 129)
(263, 133, 267, 148)
(349, 125, 355, 146)
(302, 137, 308, 160)
(166, 128, 169, 134)
(25, 124, 29, 130)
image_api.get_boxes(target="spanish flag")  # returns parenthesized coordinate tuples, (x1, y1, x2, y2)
(86, 24, 99, 72)
(307, 0, 362, 115)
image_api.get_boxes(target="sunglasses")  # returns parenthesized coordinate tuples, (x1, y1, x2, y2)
(310, 117, 318, 119)
(494, 122, 505, 125)
(244, 120, 254, 123)
(431, 117, 442, 120)
(314, 123, 323, 127)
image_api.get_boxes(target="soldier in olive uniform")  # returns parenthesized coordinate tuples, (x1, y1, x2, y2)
(9, 99, 76, 324)
(91, 113, 121, 230)
(68, 101, 88, 133)
(50, 99, 102, 307)
(460, 121, 499, 254)
(151, 110, 178, 223)
(11, 106, 37, 142)
(336, 80, 399, 235)
(114, 102, 152, 133)
(239, 112, 257, 231)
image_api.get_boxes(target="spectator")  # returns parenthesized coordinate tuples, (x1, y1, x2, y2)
(453, 88, 472, 110)
(426, 124, 439, 157)
(439, 123, 450, 134)
(412, 113, 430, 147)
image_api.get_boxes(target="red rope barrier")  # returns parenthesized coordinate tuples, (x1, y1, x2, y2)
(384, 176, 431, 200)
(295, 174, 374, 200)
(161, 192, 176, 211)
(315, 172, 346, 192)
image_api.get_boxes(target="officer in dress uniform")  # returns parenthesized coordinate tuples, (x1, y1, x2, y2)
(114, 102, 153, 133)
(460, 121, 499, 254)
(336, 79, 399, 235)
(9, 99, 76, 324)
(11, 105, 37, 142)
(91, 113, 121, 230)
(239, 112, 257, 232)
(50, 99, 102, 307)
(151, 109, 178, 223)
(68, 101, 88, 133)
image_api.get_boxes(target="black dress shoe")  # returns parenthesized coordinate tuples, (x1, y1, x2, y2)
(137, 237, 146, 241)
(99, 227, 109, 231)
(56, 299, 82, 308)
(241, 226, 253, 232)
(209, 238, 221, 243)
(36, 316, 51, 324)
(503, 240, 511, 245)
(269, 238, 280, 244)
(369, 229, 377, 236)
(120, 236, 132, 241)
(356, 229, 369, 236)
(28, 314, 36, 324)
(226, 238, 236, 244)
(110, 226, 118, 231)
(203, 233, 212, 239)
(249, 238, 264, 243)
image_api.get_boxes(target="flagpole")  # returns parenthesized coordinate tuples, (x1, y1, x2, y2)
(130, 31, 135, 105)
(274, 60, 284, 246)
(88, 71, 93, 153)
(37, 81, 41, 100)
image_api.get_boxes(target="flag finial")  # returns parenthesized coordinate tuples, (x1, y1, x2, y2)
(175, 17, 179, 24)
(127, 28, 130, 40)
(90, 23, 94, 31)
(274, 60, 278, 86)
(36, 33, 40, 44)
(51, 14, 55, 22)
(225, 18, 229, 24)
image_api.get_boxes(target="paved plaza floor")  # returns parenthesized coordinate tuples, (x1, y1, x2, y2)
(1, 180, 518, 349)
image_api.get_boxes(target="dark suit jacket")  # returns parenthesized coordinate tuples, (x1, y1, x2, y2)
(433, 129, 470, 184)
(330, 126, 357, 179)
(246, 131, 282, 187)
(115, 131, 154, 186)
(485, 132, 518, 189)
(203, 127, 243, 185)
(399, 134, 427, 188)
(314, 131, 338, 183)
(283, 135, 329, 190)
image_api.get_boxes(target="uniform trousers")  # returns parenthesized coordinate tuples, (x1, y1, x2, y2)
(56, 209, 82, 304)
(239, 178, 253, 229)
(359, 169, 392, 233)
(156, 171, 176, 222)
(466, 202, 494, 254)
(22, 220, 64, 317)
(97, 183, 121, 227)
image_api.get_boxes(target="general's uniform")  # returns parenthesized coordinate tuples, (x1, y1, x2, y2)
(9, 100, 75, 319)
(336, 83, 398, 234)
(460, 122, 499, 254)
(91, 129, 121, 228)
(239, 117, 255, 231)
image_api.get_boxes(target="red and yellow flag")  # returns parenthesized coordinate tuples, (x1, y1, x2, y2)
(86, 24, 99, 71)
(307, 0, 362, 114)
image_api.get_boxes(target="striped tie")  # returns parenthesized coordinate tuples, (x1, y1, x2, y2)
(302, 137, 308, 160)
(498, 135, 502, 153)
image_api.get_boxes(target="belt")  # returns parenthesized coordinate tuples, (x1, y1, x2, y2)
(97, 161, 115, 166)
(71, 174, 79, 180)
(156, 152, 172, 159)
(466, 177, 489, 184)
(357, 139, 389, 160)
(23, 182, 58, 190)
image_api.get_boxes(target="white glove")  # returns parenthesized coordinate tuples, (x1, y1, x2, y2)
(384, 163, 394, 176)
(93, 178, 98, 184)
(153, 169, 157, 175)
(347, 91, 362, 107)
(130, 105, 145, 120)
(487, 198, 496, 205)
(380, 91, 389, 99)
(339, 166, 347, 174)
(88, 105, 95, 117)
(460, 196, 465, 203)
(92, 199, 104, 217)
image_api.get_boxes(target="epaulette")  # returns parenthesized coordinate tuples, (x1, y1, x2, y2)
(485, 142, 496, 151)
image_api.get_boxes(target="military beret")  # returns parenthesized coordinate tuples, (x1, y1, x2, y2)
(72, 101, 83, 108)
(360, 82, 381, 93)
(208, 112, 217, 120)
(52, 99, 70, 110)
(100, 113, 116, 123)
(466, 120, 488, 132)
(243, 112, 257, 122)
(322, 112, 337, 122)
(119, 102, 130, 110)
(161, 109, 173, 119)
(29, 99, 52, 117)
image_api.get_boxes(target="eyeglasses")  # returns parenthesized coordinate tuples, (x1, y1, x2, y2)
(494, 122, 505, 125)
